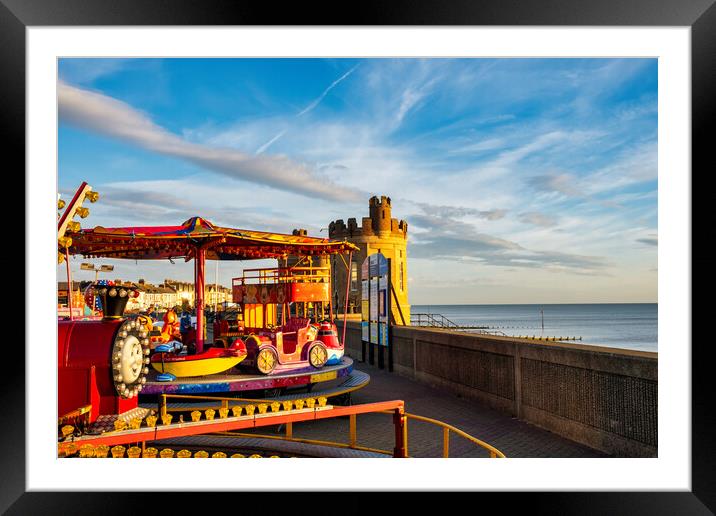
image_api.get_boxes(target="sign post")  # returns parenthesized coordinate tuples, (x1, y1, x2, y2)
(361, 253, 392, 370)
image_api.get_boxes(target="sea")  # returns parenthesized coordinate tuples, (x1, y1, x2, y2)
(410, 303, 657, 352)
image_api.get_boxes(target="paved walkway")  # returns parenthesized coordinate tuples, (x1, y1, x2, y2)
(255, 359, 607, 458)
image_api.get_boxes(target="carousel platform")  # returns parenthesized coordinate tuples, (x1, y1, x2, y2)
(140, 357, 360, 396)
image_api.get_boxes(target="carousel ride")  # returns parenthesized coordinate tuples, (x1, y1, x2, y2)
(56, 182, 505, 459)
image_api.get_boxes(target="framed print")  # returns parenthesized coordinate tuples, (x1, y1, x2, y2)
(5, 0, 712, 513)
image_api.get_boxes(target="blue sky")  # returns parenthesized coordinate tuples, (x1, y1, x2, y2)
(57, 58, 657, 304)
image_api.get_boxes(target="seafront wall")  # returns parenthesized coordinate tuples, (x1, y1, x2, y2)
(337, 321, 657, 457)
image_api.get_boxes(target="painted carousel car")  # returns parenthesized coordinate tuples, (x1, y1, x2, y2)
(230, 266, 345, 374)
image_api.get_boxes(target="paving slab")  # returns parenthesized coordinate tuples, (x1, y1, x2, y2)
(252, 359, 607, 458)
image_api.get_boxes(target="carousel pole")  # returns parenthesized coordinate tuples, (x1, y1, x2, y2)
(195, 247, 206, 353)
(65, 247, 74, 321)
(341, 251, 353, 346)
(328, 258, 334, 322)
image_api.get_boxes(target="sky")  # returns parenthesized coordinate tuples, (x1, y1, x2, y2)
(57, 58, 658, 304)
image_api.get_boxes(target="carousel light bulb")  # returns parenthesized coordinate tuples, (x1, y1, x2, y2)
(76, 206, 90, 218)
(113, 363, 121, 370)
(120, 331, 127, 338)
(57, 199, 66, 210)
(85, 190, 99, 203)
(141, 377, 146, 384)
(117, 339, 124, 348)
(142, 367, 149, 375)
(143, 339, 149, 346)
(143, 358, 150, 364)
(137, 385, 143, 392)
(67, 221, 81, 232)
(119, 383, 126, 391)
(143, 348, 150, 355)
(109, 288, 117, 297)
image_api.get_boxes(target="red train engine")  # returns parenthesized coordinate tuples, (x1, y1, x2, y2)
(58, 283, 150, 424)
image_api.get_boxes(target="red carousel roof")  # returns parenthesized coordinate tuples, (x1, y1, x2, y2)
(66, 216, 358, 261)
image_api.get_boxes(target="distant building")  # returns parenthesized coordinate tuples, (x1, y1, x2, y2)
(164, 279, 195, 308)
(328, 195, 410, 324)
(205, 284, 232, 309)
(133, 282, 177, 310)
(164, 278, 231, 310)
(57, 281, 87, 309)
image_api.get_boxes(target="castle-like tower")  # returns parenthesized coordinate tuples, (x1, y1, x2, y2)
(328, 196, 410, 324)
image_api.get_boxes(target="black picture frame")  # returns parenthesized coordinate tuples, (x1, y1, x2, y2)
(5, 0, 710, 513)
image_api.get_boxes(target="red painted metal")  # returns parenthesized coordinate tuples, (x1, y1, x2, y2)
(64, 248, 74, 321)
(341, 252, 353, 346)
(393, 409, 407, 458)
(58, 319, 138, 422)
(75, 400, 405, 448)
(57, 181, 87, 232)
(195, 247, 205, 353)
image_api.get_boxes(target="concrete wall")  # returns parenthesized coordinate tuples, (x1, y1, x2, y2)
(338, 321, 657, 457)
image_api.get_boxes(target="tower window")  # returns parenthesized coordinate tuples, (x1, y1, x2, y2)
(400, 261, 405, 291)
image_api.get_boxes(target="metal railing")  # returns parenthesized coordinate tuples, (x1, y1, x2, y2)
(400, 412, 505, 458)
(411, 313, 506, 335)
(233, 266, 330, 286)
(64, 393, 504, 458)
(412, 312, 461, 328)
(155, 393, 504, 458)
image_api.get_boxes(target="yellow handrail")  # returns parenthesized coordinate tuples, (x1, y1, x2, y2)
(403, 412, 506, 458)
(155, 393, 505, 458)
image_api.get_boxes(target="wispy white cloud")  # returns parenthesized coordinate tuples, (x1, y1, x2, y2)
(518, 211, 558, 228)
(59, 58, 136, 85)
(297, 65, 358, 117)
(255, 129, 286, 155)
(254, 65, 358, 155)
(58, 81, 361, 202)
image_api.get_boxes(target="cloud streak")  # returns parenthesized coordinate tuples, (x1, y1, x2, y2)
(411, 201, 507, 221)
(58, 81, 360, 202)
(407, 206, 608, 274)
(297, 65, 358, 117)
(254, 66, 358, 155)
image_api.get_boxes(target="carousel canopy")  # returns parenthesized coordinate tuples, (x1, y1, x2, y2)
(66, 216, 358, 261)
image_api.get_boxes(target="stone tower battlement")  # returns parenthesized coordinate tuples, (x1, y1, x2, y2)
(327, 195, 410, 324)
(329, 196, 408, 240)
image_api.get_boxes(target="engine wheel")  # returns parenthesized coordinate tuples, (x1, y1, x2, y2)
(111, 319, 151, 398)
(256, 347, 278, 374)
(308, 342, 328, 369)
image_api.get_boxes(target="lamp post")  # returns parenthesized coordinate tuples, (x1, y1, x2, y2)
(80, 262, 114, 282)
